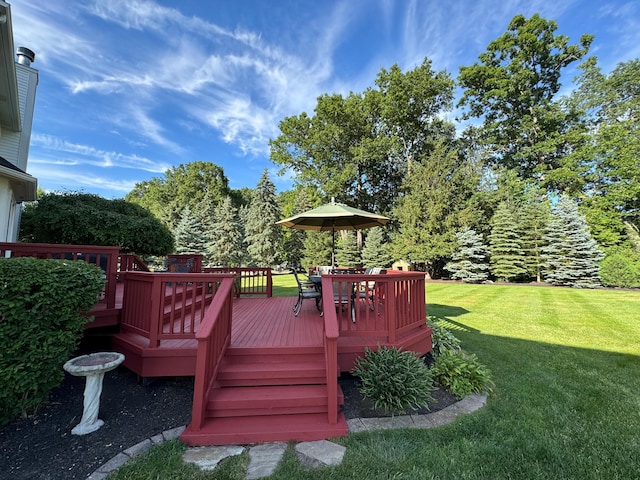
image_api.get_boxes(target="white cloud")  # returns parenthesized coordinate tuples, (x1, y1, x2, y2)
(31, 134, 171, 173)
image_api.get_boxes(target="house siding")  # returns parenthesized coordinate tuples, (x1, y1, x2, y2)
(0, 64, 38, 171)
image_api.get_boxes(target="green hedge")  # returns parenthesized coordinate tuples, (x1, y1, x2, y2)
(0, 257, 105, 424)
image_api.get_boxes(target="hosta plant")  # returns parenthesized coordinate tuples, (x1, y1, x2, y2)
(430, 350, 494, 399)
(428, 317, 462, 357)
(352, 345, 435, 415)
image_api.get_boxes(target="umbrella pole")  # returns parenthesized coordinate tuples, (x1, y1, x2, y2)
(331, 227, 335, 269)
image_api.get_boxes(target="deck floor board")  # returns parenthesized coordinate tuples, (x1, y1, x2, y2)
(231, 297, 323, 348)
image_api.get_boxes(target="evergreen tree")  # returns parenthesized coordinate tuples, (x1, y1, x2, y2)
(361, 227, 393, 268)
(336, 230, 361, 268)
(392, 139, 482, 278)
(192, 192, 218, 266)
(208, 196, 244, 267)
(445, 228, 489, 283)
(541, 195, 604, 288)
(173, 206, 207, 254)
(520, 190, 551, 282)
(281, 188, 314, 268)
(302, 231, 332, 271)
(244, 169, 283, 266)
(488, 202, 526, 282)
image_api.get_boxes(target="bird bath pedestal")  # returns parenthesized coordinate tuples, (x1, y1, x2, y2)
(63, 352, 125, 435)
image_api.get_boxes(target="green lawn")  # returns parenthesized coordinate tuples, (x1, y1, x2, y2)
(111, 282, 640, 480)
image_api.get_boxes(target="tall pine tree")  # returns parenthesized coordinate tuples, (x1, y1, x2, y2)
(173, 206, 207, 255)
(336, 230, 361, 268)
(361, 227, 393, 268)
(282, 188, 314, 268)
(445, 227, 489, 283)
(244, 169, 283, 266)
(208, 196, 244, 267)
(541, 195, 604, 288)
(488, 202, 526, 282)
(520, 190, 551, 282)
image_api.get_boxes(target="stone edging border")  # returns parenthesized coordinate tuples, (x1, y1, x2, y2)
(87, 393, 488, 479)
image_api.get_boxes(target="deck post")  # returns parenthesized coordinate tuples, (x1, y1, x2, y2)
(386, 278, 397, 344)
(148, 274, 162, 348)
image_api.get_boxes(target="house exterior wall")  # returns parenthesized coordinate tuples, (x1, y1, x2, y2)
(0, 64, 38, 171)
(0, 177, 16, 242)
(0, 2, 38, 242)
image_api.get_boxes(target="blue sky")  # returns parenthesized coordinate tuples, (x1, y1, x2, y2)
(10, 0, 640, 199)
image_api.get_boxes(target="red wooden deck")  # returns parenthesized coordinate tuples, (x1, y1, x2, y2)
(112, 295, 431, 377)
(0, 243, 431, 446)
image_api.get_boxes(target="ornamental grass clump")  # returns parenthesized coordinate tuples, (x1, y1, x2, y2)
(430, 350, 494, 399)
(352, 345, 435, 415)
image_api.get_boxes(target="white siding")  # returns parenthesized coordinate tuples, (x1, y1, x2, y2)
(0, 65, 38, 170)
(15, 64, 38, 171)
(0, 177, 15, 241)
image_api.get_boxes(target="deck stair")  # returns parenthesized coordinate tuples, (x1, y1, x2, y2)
(181, 346, 348, 445)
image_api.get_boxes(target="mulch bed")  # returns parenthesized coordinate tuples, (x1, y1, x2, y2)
(1, 347, 456, 480)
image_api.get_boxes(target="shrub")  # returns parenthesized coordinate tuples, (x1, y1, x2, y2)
(430, 350, 494, 399)
(19, 192, 174, 255)
(0, 257, 105, 424)
(600, 251, 640, 288)
(428, 317, 462, 357)
(352, 345, 435, 415)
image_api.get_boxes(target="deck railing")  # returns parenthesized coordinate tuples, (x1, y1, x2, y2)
(0, 242, 119, 309)
(190, 275, 235, 431)
(326, 271, 426, 343)
(118, 253, 150, 275)
(120, 272, 231, 347)
(203, 267, 272, 297)
(321, 276, 340, 425)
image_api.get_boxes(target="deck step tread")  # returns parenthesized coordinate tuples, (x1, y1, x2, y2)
(208, 385, 343, 410)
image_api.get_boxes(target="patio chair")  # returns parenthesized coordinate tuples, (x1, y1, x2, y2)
(292, 269, 322, 316)
(358, 268, 385, 310)
(331, 270, 357, 322)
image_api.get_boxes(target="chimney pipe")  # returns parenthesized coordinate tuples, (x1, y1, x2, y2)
(16, 47, 35, 67)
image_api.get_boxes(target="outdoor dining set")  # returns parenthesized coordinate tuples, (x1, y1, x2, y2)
(292, 267, 385, 320)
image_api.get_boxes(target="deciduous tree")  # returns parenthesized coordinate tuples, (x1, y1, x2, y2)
(458, 14, 593, 193)
(270, 59, 454, 214)
(126, 161, 231, 228)
(571, 58, 640, 246)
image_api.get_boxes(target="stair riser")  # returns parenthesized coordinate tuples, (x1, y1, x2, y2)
(222, 354, 325, 364)
(180, 413, 349, 446)
(206, 404, 330, 417)
(216, 377, 325, 387)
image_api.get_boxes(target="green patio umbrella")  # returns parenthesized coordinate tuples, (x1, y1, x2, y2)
(277, 198, 389, 267)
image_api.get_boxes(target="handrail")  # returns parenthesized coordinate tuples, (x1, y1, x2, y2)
(190, 275, 235, 430)
(118, 253, 150, 273)
(0, 242, 119, 309)
(321, 276, 340, 425)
